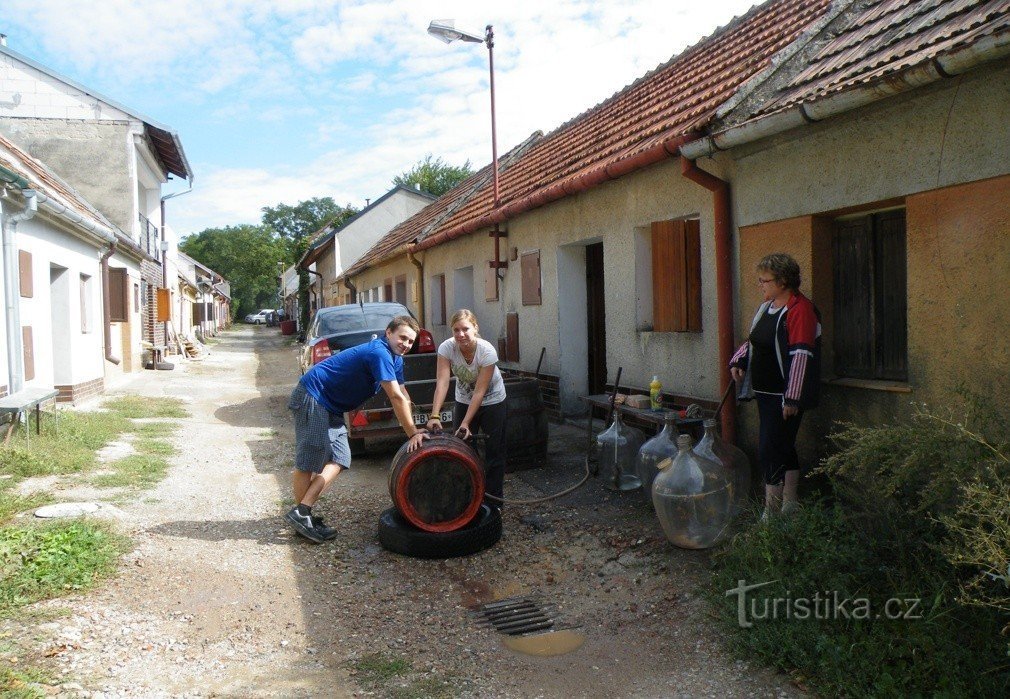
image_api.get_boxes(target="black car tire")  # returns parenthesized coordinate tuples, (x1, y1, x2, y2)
(377, 504, 502, 559)
(348, 437, 365, 454)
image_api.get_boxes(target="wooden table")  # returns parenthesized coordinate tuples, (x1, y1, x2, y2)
(579, 394, 707, 478)
(0, 387, 60, 446)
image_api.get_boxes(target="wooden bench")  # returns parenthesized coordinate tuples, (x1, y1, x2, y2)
(0, 387, 60, 446)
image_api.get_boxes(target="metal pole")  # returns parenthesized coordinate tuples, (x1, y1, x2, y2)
(486, 25, 500, 209)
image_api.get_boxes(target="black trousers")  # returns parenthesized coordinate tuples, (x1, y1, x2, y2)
(756, 393, 803, 486)
(454, 400, 507, 501)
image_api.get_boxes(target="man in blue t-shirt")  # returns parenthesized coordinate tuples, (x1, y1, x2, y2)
(285, 315, 429, 542)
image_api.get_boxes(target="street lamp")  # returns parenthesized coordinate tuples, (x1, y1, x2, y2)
(427, 20, 499, 209)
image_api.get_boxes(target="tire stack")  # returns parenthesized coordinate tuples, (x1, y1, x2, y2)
(378, 433, 502, 558)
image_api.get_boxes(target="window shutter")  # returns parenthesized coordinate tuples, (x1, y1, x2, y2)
(505, 312, 519, 362)
(109, 268, 128, 322)
(156, 288, 171, 322)
(194, 302, 205, 322)
(521, 251, 541, 306)
(833, 218, 874, 378)
(18, 250, 32, 298)
(874, 211, 907, 380)
(651, 220, 702, 332)
(484, 262, 498, 302)
(384, 278, 393, 303)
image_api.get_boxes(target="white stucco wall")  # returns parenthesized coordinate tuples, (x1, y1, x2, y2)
(419, 158, 723, 415)
(0, 53, 132, 121)
(729, 59, 1010, 226)
(11, 214, 106, 390)
(333, 189, 433, 277)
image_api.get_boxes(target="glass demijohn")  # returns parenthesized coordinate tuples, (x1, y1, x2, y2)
(652, 434, 733, 549)
(693, 418, 752, 515)
(636, 415, 679, 500)
(596, 411, 644, 491)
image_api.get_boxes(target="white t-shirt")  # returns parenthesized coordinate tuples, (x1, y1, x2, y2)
(437, 337, 506, 406)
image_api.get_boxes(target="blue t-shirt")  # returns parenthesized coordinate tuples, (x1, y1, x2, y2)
(299, 337, 405, 420)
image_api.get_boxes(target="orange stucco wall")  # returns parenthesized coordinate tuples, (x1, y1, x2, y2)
(734, 174, 1010, 467)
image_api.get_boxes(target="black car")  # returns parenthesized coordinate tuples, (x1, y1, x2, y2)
(298, 302, 436, 374)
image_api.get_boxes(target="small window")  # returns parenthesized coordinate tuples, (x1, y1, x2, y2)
(833, 210, 907, 380)
(650, 218, 701, 332)
(430, 274, 446, 325)
(521, 251, 541, 306)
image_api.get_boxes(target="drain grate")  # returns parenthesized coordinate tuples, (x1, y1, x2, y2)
(476, 596, 555, 636)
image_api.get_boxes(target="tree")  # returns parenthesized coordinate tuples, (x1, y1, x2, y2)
(261, 197, 358, 329)
(393, 155, 474, 197)
(180, 224, 286, 317)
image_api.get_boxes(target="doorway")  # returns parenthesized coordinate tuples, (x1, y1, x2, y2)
(50, 265, 71, 386)
(585, 243, 607, 395)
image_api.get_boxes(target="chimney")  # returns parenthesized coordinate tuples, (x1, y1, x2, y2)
(365, 198, 371, 206)
(0, 35, 7, 47)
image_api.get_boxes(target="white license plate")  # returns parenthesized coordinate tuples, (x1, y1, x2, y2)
(412, 410, 453, 426)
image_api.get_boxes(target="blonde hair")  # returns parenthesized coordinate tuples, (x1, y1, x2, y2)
(449, 309, 480, 336)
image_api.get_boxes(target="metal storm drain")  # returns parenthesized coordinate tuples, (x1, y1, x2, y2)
(476, 596, 555, 636)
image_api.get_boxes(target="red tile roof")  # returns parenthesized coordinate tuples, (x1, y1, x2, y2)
(754, 0, 1010, 116)
(415, 0, 832, 249)
(340, 132, 541, 279)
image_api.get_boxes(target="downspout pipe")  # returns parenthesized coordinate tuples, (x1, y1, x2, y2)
(1, 188, 38, 393)
(412, 133, 695, 252)
(680, 156, 736, 444)
(342, 276, 357, 304)
(306, 269, 323, 312)
(406, 247, 425, 327)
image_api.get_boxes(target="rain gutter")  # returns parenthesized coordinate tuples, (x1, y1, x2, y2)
(681, 29, 1010, 161)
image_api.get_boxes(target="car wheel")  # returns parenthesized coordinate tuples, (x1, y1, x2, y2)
(377, 504, 502, 559)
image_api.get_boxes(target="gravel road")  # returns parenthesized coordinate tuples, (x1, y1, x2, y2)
(11, 327, 803, 698)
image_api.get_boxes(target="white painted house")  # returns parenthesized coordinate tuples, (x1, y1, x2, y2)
(0, 39, 196, 364)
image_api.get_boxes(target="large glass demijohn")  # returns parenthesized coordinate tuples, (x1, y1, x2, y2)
(652, 434, 733, 549)
(636, 415, 678, 500)
(597, 411, 644, 491)
(693, 418, 752, 515)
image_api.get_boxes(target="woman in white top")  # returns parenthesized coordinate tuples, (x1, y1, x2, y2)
(427, 309, 508, 502)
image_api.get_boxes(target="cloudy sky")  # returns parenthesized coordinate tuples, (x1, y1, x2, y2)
(2, 0, 759, 236)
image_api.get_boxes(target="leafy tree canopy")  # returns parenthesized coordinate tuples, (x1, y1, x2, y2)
(179, 224, 286, 317)
(393, 155, 474, 197)
(261, 197, 357, 260)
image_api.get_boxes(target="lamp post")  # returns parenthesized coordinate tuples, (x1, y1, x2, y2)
(427, 20, 499, 209)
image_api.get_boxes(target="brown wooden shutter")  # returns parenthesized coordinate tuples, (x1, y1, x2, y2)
(384, 277, 393, 303)
(652, 220, 701, 332)
(156, 288, 171, 322)
(484, 262, 498, 302)
(18, 250, 32, 298)
(194, 302, 205, 322)
(874, 211, 907, 380)
(22, 326, 34, 381)
(505, 312, 519, 362)
(109, 268, 128, 322)
(521, 251, 541, 306)
(833, 217, 874, 378)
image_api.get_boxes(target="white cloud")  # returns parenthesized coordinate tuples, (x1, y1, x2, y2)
(6, 0, 766, 236)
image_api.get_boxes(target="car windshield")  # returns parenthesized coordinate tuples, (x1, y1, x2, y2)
(316, 309, 400, 335)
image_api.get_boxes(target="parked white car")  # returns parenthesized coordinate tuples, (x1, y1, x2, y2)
(244, 309, 274, 324)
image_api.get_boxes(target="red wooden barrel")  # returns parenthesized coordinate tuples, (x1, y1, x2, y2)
(388, 433, 485, 533)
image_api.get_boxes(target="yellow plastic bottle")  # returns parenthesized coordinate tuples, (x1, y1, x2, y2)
(649, 375, 663, 411)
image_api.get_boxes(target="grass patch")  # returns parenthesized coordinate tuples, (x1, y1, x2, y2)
(129, 422, 178, 439)
(0, 411, 129, 479)
(0, 486, 52, 526)
(0, 666, 51, 699)
(349, 653, 454, 699)
(0, 520, 127, 616)
(102, 396, 187, 420)
(90, 454, 169, 490)
(131, 439, 175, 457)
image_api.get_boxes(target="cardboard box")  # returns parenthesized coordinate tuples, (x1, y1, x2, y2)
(623, 394, 652, 409)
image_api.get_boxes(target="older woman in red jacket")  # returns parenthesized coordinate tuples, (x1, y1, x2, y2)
(730, 253, 821, 519)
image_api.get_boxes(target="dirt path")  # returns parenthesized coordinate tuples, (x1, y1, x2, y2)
(19, 328, 802, 698)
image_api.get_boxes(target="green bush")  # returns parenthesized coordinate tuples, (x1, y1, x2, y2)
(709, 504, 1009, 696)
